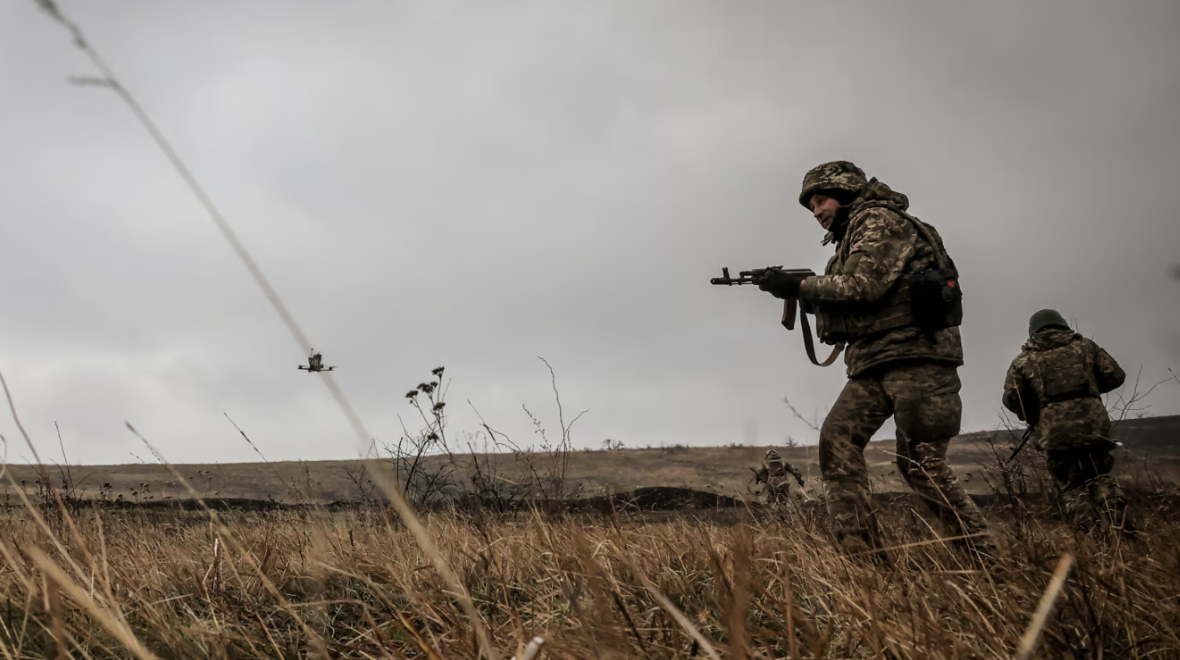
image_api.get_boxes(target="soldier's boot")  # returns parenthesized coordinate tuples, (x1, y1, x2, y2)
(900, 445, 997, 560)
(1090, 474, 1138, 540)
(824, 478, 890, 566)
(1059, 485, 1105, 534)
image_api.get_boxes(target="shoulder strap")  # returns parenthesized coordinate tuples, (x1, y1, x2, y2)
(897, 210, 954, 272)
(852, 202, 954, 272)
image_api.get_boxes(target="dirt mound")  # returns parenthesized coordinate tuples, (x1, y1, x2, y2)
(565, 486, 747, 513)
(11, 486, 749, 514)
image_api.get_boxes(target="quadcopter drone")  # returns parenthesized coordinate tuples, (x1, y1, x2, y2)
(297, 349, 337, 373)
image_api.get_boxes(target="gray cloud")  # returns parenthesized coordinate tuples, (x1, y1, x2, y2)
(2, 0, 1178, 466)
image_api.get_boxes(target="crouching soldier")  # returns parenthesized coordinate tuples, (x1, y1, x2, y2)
(1003, 309, 1134, 535)
(751, 449, 806, 504)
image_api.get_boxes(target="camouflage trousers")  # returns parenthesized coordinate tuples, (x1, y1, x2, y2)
(818, 361, 993, 556)
(762, 478, 794, 505)
(1046, 445, 1132, 534)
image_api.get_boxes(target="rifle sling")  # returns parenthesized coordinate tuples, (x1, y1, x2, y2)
(799, 309, 844, 367)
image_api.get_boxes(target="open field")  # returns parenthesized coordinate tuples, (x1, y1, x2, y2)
(5, 415, 1178, 505)
(3, 415, 1178, 658)
(5, 420, 1180, 660)
(4, 481, 1180, 658)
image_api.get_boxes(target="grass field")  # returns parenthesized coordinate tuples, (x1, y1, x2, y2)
(1, 416, 1179, 658)
(4, 479, 1180, 658)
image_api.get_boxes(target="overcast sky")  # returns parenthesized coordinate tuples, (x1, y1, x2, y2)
(2, 1, 1178, 467)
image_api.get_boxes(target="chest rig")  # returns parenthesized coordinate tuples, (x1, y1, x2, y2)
(813, 204, 963, 345)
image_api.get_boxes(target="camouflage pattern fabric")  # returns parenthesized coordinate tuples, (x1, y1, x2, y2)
(752, 449, 806, 505)
(1047, 445, 1132, 534)
(800, 178, 965, 378)
(1002, 329, 1126, 452)
(818, 361, 993, 556)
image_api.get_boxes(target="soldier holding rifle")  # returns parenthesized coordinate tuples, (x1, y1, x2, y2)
(714, 161, 994, 563)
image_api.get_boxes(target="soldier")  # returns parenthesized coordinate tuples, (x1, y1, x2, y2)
(754, 161, 994, 562)
(752, 449, 806, 504)
(1002, 309, 1132, 535)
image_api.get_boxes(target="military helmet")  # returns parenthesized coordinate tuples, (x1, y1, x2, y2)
(765, 449, 781, 461)
(1028, 309, 1071, 336)
(798, 160, 868, 209)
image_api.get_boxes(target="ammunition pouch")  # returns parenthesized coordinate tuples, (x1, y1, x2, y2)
(814, 301, 911, 344)
(909, 267, 963, 332)
(813, 308, 845, 345)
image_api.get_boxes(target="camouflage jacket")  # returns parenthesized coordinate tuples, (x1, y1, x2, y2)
(1002, 329, 1126, 452)
(799, 179, 964, 378)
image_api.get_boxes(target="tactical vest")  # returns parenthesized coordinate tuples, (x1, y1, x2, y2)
(1028, 338, 1101, 405)
(814, 203, 963, 344)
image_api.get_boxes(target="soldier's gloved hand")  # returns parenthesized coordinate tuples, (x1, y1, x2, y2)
(755, 269, 808, 299)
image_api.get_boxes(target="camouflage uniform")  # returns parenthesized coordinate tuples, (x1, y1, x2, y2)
(753, 449, 806, 504)
(1002, 310, 1131, 534)
(794, 161, 994, 558)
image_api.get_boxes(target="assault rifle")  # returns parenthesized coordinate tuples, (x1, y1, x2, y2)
(710, 266, 815, 330)
(710, 266, 843, 367)
(1008, 426, 1034, 461)
(1007, 387, 1039, 461)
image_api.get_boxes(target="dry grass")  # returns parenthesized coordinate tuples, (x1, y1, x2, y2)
(3, 491, 1180, 659)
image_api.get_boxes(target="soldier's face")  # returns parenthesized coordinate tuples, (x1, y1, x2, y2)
(809, 194, 842, 230)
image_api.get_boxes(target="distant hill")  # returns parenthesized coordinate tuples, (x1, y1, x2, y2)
(4, 415, 1177, 503)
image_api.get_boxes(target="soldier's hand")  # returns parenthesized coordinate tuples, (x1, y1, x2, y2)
(755, 269, 808, 300)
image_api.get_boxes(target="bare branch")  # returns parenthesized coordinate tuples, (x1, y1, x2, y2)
(782, 396, 821, 433)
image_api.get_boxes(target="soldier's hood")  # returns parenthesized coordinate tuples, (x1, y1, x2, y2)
(825, 178, 910, 245)
(1022, 329, 1080, 352)
(851, 178, 910, 213)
